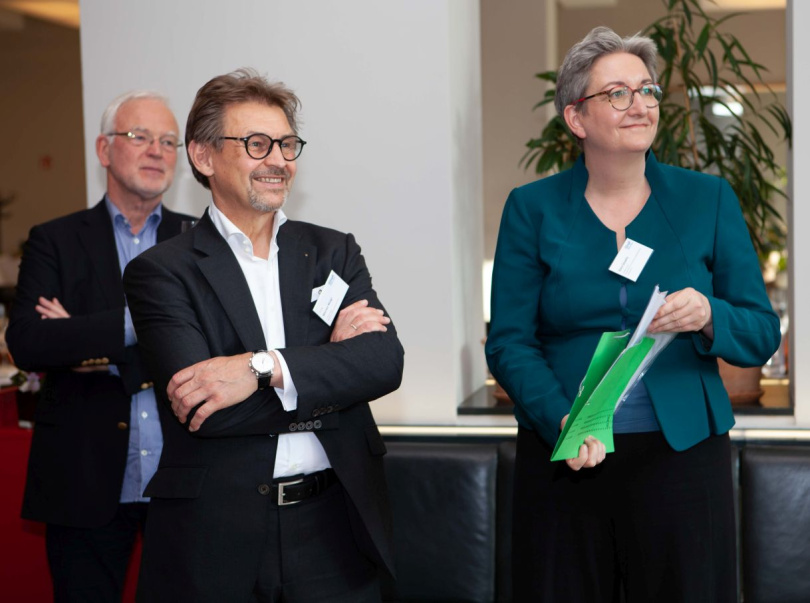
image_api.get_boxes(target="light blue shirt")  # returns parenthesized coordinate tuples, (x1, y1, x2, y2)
(104, 197, 163, 503)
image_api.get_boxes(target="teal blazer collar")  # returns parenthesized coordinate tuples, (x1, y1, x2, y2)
(571, 150, 672, 203)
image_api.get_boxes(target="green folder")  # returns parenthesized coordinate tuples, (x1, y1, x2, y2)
(550, 330, 655, 462)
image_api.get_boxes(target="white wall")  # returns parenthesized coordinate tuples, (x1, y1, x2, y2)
(80, 0, 487, 424)
(449, 0, 486, 404)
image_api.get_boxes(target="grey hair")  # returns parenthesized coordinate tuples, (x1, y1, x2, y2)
(99, 90, 172, 135)
(554, 26, 659, 118)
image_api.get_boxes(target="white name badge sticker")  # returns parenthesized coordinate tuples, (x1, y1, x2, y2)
(608, 238, 653, 282)
(312, 270, 349, 325)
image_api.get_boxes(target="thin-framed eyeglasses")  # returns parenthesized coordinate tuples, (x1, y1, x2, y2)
(218, 133, 307, 161)
(107, 129, 183, 152)
(571, 83, 663, 111)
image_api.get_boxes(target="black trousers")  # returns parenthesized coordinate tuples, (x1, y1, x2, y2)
(46, 502, 148, 603)
(251, 481, 381, 603)
(512, 428, 737, 603)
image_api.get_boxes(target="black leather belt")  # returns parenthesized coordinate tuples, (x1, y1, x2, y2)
(272, 469, 337, 506)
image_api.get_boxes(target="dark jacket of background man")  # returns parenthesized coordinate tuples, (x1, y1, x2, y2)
(6, 91, 194, 602)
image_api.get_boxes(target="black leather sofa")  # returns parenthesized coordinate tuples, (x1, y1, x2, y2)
(380, 439, 810, 603)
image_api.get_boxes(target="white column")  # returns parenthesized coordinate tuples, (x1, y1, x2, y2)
(788, 0, 810, 425)
(79, 0, 486, 424)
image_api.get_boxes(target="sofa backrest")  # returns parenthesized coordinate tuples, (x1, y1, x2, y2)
(741, 445, 810, 603)
(380, 439, 810, 603)
(382, 442, 499, 603)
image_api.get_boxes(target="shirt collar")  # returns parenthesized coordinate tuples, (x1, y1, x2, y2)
(208, 201, 287, 259)
(104, 194, 163, 231)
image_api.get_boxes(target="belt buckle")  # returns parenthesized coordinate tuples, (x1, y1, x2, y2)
(277, 477, 305, 506)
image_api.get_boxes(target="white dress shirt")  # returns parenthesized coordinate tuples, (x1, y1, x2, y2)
(209, 202, 331, 478)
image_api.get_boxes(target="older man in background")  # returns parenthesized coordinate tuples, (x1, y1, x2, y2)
(7, 90, 195, 602)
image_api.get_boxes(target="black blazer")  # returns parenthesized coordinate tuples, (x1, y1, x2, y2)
(6, 200, 193, 527)
(123, 211, 404, 601)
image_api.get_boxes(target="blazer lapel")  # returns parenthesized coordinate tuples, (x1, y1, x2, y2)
(193, 212, 267, 353)
(278, 223, 316, 347)
(79, 200, 125, 307)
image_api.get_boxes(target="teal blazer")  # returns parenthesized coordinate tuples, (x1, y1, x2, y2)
(485, 153, 780, 450)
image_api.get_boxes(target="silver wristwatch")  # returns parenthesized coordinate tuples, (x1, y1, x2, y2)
(249, 350, 275, 390)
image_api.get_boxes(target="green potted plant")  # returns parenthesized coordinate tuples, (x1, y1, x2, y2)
(522, 0, 791, 405)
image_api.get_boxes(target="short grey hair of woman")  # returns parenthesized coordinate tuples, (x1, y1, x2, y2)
(554, 26, 659, 118)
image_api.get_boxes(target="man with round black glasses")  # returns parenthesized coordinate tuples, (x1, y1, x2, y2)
(7, 90, 194, 601)
(123, 69, 403, 602)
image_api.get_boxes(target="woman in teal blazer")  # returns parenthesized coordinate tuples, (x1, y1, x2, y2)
(486, 27, 779, 603)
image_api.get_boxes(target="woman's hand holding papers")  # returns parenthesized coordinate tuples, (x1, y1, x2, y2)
(648, 288, 713, 340)
(560, 414, 607, 471)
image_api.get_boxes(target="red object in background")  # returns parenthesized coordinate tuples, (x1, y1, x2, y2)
(0, 386, 18, 427)
(0, 388, 141, 601)
(0, 427, 53, 602)
(38, 156, 53, 171)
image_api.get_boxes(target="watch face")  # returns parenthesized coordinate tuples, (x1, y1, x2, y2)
(252, 352, 274, 375)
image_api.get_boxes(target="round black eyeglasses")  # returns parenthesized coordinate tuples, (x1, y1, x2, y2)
(218, 134, 306, 161)
(571, 84, 663, 111)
